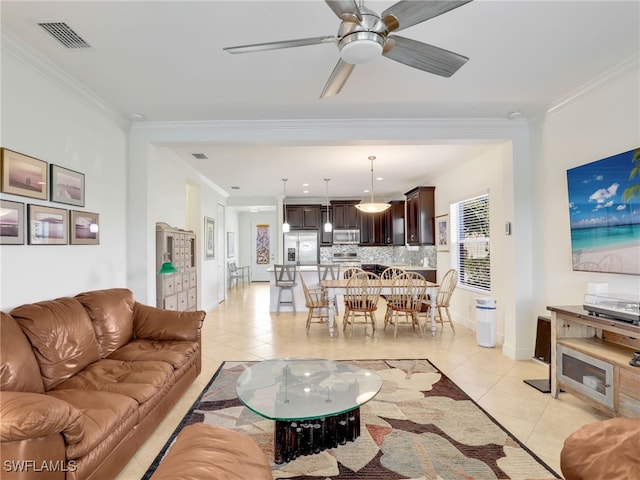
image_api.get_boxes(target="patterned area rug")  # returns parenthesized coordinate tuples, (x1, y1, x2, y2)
(144, 359, 560, 479)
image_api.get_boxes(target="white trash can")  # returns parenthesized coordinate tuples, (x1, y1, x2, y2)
(476, 298, 497, 347)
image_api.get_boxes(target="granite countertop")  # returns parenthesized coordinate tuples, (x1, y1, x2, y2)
(362, 263, 436, 270)
(267, 265, 319, 272)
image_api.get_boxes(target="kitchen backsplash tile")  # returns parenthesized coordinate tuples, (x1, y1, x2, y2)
(320, 245, 436, 268)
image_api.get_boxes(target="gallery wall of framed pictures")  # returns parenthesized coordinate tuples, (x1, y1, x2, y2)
(0, 147, 99, 246)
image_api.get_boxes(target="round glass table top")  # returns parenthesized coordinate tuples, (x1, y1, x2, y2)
(236, 358, 383, 421)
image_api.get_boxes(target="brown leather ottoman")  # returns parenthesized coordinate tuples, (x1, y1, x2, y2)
(149, 423, 272, 480)
(560, 417, 640, 480)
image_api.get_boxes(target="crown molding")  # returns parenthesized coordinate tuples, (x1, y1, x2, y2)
(1, 29, 130, 130)
(544, 55, 639, 120)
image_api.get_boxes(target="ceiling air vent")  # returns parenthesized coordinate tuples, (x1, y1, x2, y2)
(38, 22, 91, 49)
(192, 153, 208, 160)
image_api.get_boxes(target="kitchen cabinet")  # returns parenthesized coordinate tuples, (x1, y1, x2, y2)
(330, 200, 360, 229)
(359, 200, 405, 246)
(408, 268, 437, 283)
(320, 208, 333, 245)
(405, 186, 435, 245)
(384, 200, 405, 246)
(285, 205, 321, 230)
(359, 210, 385, 246)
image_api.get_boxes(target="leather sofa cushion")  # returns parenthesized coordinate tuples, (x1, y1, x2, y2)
(0, 391, 84, 445)
(75, 288, 135, 358)
(1, 312, 45, 393)
(47, 389, 138, 459)
(108, 339, 199, 369)
(134, 303, 204, 342)
(11, 297, 101, 390)
(53, 359, 174, 404)
(560, 417, 640, 480)
(149, 423, 272, 480)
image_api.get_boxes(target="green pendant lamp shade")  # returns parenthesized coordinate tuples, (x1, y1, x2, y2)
(158, 261, 179, 274)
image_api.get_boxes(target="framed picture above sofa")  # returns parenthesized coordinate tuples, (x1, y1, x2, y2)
(70, 210, 99, 245)
(51, 164, 85, 206)
(0, 148, 48, 200)
(28, 204, 68, 245)
(0, 199, 25, 245)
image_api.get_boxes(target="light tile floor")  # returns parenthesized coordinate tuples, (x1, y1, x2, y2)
(116, 283, 607, 479)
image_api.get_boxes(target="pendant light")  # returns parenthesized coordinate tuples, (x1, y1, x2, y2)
(323, 178, 332, 233)
(355, 156, 390, 214)
(282, 178, 290, 233)
(158, 252, 178, 274)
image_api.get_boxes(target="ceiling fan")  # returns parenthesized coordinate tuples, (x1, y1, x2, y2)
(223, 0, 473, 98)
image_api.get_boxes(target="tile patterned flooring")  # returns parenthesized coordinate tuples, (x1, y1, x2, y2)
(116, 282, 607, 479)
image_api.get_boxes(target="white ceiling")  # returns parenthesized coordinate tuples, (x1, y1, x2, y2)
(2, 1, 639, 202)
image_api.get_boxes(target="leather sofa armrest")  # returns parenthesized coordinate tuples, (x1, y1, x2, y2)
(133, 303, 205, 342)
(0, 391, 84, 445)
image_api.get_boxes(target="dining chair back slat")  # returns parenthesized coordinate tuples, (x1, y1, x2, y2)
(384, 272, 427, 337)
(343, 271, 381, 337)
(419, 268, 458, 332)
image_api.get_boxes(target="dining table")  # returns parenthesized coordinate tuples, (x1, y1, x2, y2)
(321, 278, 439, 338)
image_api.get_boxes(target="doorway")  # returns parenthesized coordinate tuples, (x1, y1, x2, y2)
(250, 212, 277, 281)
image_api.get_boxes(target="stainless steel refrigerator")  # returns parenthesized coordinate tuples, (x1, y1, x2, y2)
(284, 231, 319, 266)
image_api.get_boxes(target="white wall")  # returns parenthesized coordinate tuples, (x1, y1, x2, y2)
(434, 143, 511, 343)
(0, 42, 129, 310)
(531, 67, 640, 312)
(126, 139, 228, 310)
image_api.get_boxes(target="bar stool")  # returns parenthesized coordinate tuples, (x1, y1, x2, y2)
(274, 264, 297, 313)
(318, 264, 341, 314)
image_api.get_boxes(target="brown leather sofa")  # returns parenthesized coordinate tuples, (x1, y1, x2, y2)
(0, 288, 205, 480)
(148, 423, 272, 480)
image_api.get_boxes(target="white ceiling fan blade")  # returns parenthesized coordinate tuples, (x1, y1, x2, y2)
(320, 59, 355, 98)
(383, 36, 468, 77)
(325, 0, 362, 22)
(382, 0, 473, 32)
(224, 36, 336, 54)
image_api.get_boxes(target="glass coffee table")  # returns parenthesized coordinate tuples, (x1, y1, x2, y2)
(236, 358, 383, 464)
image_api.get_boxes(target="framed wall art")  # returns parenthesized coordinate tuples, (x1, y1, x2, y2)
(70, 210, 99, 245)
(567, 147, 640, 275)
(0, 148, 48, 200)
(0, 199, 25, 245)
(204, 217, 215, 259)
(51, 164, 85, 206)
(28, 204, 68, 245)
(436, 214, 449, 252)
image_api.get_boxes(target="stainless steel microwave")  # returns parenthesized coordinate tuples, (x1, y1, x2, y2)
(332, 229, 360, 244)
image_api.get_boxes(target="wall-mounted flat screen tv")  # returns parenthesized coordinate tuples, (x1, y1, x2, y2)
(566, 147, 640, 275)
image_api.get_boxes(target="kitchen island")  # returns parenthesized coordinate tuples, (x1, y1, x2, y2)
(267, 265, 327, 314)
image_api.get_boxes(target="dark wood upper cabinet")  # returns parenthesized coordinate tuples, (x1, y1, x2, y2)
(405, 186, 435, 245)
(320, 208, 333, 245)
(285, 205, 321, 230)
(384, 200, 405, 246)
(330, 201, 360, 229)
(359, 200, 405, 246)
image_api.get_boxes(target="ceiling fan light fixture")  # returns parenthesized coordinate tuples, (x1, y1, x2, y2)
(339, 32, 383, 64)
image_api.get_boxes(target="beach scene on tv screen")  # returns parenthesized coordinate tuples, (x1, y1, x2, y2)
(567, 148, 640, 275)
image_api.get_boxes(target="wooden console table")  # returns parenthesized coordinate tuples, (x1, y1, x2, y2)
(547, 306, 639, 417)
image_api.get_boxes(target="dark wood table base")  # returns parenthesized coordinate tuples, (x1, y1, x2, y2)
(274, 408, 361, 464)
